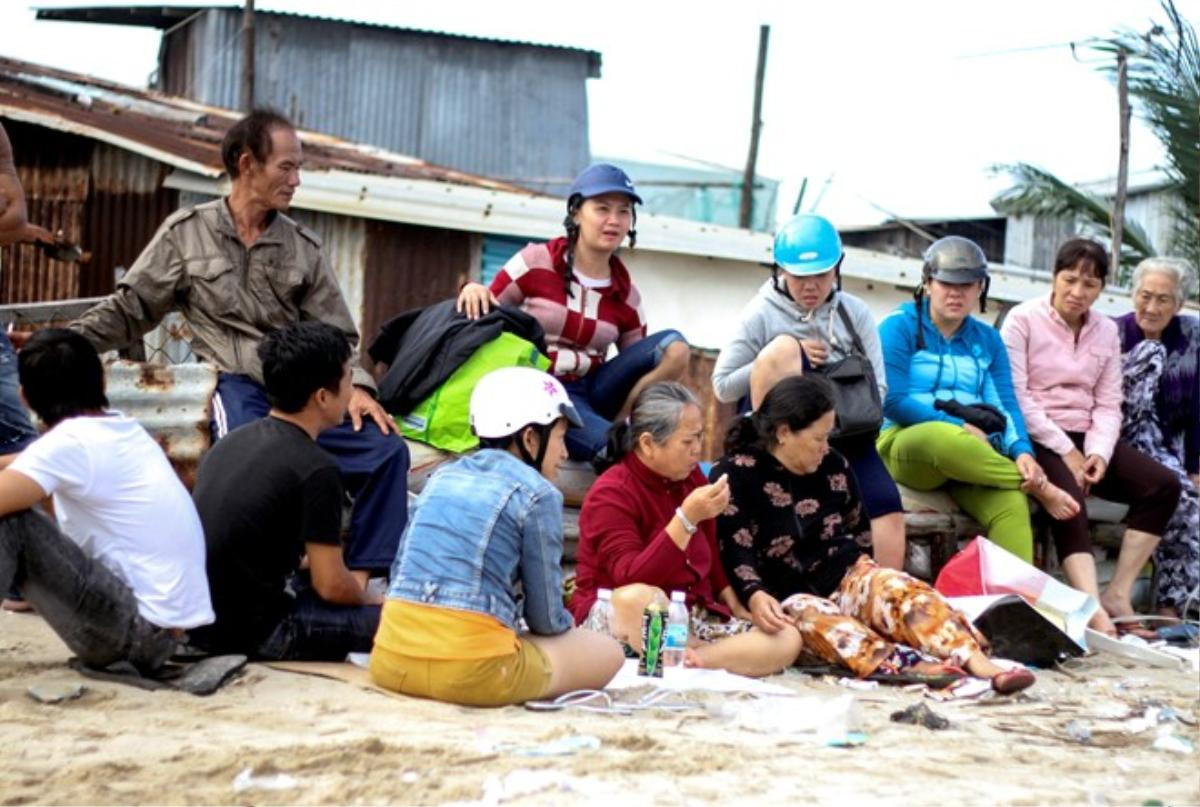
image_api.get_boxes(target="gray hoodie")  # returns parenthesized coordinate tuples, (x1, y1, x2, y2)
(711, 278, 887, 404)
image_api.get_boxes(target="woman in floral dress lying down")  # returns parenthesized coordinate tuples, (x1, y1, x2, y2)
(707, 374, 1035, 693)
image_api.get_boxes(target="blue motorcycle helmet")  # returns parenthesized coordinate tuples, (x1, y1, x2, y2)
(773, 214, 844, 276)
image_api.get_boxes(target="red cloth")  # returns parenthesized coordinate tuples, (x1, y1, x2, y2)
(489, 237, 647, 381)
(572, 452, 731, 624)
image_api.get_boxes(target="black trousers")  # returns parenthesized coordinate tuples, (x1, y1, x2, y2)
(1034, 434, 1181, 560)
(0, 510, 175, 671)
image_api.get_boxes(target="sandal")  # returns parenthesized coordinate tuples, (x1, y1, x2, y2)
(991, 667, 1035, 695)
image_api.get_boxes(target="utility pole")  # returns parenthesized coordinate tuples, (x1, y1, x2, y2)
(1112, 47, 1130, 273)
(241, 0, 256, 111)
(739, 25, 769, 230)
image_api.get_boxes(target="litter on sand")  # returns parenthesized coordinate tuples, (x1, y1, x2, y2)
(489, 734, 602, 757)
(26, 681, 85, 704)
(231, 766, 300, 793)
(890, 702, 950, 730)
(605, 658, 793, 695)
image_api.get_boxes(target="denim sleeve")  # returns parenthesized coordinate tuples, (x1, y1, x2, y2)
(518, 487, 573, 636)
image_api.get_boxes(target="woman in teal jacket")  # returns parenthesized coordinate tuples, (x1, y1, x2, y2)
(876, 237, 1079, 562)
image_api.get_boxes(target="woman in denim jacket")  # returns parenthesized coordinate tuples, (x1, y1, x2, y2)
(370, 368, 623, 707)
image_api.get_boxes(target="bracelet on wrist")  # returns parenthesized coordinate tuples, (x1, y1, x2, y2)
(674, 506, 698, 535)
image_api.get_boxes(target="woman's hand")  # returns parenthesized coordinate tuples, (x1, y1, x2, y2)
(962, 423, 990, 444)
(719, 586, 753, 622)
(1015, 453, 1047, 490)
(798, 338, 828, 367)
(1063, 448, 1089, 490)
(748, 590, 790, 634)
(1082, 454, 1108, 488)
(680, 474, 731, 525)
(456, 282, 497, 320)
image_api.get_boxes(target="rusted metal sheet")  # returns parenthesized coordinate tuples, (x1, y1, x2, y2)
(105, 359, 216, 490)
(360, 219, 470, 373)
(0, 124, 180, 303)
(81, 144, 180, 299)
(0, 54, 534, 190)
(0, 122, 88, 303)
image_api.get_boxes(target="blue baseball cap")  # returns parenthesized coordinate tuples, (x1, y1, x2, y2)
(568, 163, 642, 204)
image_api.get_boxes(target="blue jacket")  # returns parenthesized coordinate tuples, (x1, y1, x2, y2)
(386, 449, 573, 635)
(878, 299, 1033, 458)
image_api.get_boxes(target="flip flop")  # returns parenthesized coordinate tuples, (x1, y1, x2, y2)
(68, 654, 247, 696)
(991, 667, 1035, 695)
(1113, 621, 1160, 641)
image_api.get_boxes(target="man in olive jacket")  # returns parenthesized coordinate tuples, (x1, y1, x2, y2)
(71, 109, 408, 579)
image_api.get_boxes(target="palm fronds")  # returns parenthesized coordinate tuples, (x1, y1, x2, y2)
(990, 162, 1156, 272)
(992, 1, 1198, 295)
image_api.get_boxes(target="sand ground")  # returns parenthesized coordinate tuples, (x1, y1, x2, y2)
(1, 611, 1197, 806)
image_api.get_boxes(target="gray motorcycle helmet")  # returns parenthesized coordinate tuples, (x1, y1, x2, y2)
(922, 236, 989, 285)
(913, 235, 991, 349)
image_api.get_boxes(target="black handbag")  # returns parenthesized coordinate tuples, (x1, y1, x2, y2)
(818, 304, 883, 441)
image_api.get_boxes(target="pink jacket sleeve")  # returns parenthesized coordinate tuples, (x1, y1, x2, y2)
(1000, 306, 1075, 456)
(1084, 325, 1123, 463)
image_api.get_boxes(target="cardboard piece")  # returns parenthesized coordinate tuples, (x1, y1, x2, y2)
(937, 537, 1098, 648)
(949, 594, 1085, 667)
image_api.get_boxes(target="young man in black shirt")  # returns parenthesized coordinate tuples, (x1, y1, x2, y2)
(191, 321, 383, 660)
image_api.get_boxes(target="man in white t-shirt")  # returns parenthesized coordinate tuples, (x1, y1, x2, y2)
(0, 329, 213, 673)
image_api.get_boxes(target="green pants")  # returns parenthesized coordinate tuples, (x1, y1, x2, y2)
(877, 422, 1034, 562)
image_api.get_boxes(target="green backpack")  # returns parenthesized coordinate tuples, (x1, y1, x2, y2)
(398, 332, 550, 453)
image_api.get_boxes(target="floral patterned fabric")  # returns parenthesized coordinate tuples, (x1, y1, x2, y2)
(782, 556, 987, 677)
(710, 446, 871, 603)
(689, 604, 753, 643)
(1120, 340, 1200, 612)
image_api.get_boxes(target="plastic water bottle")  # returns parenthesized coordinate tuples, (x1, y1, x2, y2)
(663, 590, 689, 668)
(585, 588, 614, 637)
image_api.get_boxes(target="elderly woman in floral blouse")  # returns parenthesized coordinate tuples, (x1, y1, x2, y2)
(1117, 257, 1199, 618)
(707, 374, 1034, 693)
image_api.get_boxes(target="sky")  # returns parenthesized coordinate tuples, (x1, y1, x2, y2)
(1, 0, 1193, 226)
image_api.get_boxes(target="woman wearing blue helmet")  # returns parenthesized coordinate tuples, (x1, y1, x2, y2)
(712, 214, 906, 569)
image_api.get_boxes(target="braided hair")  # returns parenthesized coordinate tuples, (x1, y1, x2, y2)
(561, 194, 638, 299)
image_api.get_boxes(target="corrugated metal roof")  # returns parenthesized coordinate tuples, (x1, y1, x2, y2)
(36, 5, 603, 76)
(145, 9, 592, 194)
(0, 55, 534, 191)
(0, 55, 777, 264)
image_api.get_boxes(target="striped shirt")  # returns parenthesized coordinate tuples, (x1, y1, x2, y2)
(489, 237, 648, 380)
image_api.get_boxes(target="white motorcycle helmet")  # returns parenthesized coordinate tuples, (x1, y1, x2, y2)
(470, 367, 582, 469)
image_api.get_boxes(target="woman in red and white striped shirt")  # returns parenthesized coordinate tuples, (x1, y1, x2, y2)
(458, 164, 690, 461)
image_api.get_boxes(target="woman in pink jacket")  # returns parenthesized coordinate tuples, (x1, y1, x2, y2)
(1001, 239, 1180, 636)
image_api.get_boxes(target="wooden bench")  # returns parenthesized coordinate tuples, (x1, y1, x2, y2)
(897, 484, 1132, 581)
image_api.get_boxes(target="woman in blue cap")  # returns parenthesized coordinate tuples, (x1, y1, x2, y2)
(711, 214, 906, 569)
(457, 164, 690, 462)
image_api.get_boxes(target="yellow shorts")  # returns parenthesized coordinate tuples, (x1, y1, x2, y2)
(369, 639, 552, 708)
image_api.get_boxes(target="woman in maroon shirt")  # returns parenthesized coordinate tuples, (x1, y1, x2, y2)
(575, 382, 802, 678)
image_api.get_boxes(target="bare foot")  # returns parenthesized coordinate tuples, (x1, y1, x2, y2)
(1026, 479, 1081, 520)
(1088, 608, 1118, 638)
(909, 660, 967, 678)
(683, 647, 706, 669)
(1099, 591, 1135, 620)
(1, 598, 33, 613)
